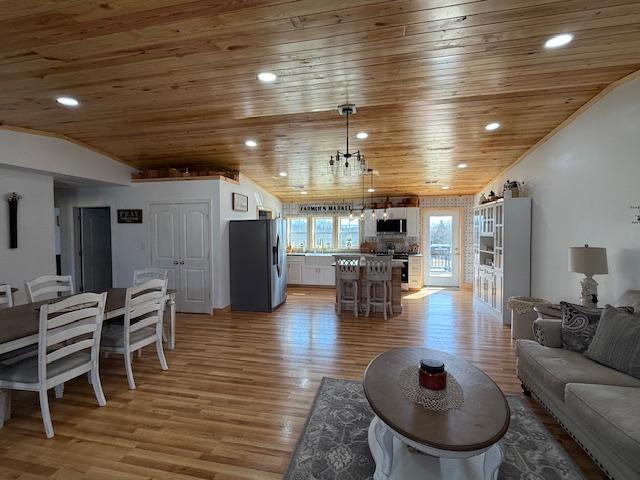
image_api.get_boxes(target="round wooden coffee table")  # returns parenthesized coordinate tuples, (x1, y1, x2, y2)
(363, 347, 510, 480)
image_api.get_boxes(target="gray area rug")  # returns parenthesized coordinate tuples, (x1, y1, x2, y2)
(284, 377, 586, 480)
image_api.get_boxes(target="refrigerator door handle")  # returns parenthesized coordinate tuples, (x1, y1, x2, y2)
(274, 233, 282, 277)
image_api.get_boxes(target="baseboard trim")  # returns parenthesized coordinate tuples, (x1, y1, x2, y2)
(213, 305, 231, 314)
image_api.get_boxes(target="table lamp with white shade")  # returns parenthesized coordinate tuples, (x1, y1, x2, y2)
(568, 245, 608, 308)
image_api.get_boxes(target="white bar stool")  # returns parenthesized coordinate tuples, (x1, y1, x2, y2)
(365, 256, 393, 320)
(336, 256, 361, 317)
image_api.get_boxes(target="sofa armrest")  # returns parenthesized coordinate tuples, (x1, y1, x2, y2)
(532, 318, 563, 348)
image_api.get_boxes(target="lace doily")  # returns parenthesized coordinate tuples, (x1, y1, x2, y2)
(398, 366, 464, 412)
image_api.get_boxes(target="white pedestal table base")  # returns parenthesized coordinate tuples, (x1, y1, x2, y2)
(368, 415, 503, 480)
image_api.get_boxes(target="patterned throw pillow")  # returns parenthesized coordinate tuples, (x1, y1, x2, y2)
(560, 302, 604, 353)
(560, 302, 634, 353)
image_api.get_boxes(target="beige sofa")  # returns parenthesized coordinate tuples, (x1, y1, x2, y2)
(516, 290, 640, 480)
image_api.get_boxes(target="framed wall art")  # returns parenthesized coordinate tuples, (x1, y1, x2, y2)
(232, 193, 248, 212)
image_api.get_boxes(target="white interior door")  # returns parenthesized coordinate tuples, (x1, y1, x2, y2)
(424, 210, 460, 287)
(179, 203, 210, 313)
(149, 203, 181, 293)
(149, 202, 211, 313)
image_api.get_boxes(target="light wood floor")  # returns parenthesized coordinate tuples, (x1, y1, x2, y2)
(0, 288, 604, 479)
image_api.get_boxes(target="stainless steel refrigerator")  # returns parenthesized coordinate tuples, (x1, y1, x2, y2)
(229, 219, 287, 312)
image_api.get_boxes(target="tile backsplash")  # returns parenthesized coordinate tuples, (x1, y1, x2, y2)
(363, 235, 420, 253)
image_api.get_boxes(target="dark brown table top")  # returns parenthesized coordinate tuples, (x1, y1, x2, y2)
(0, 288, 176, 346)
(363, 347, 510, 452)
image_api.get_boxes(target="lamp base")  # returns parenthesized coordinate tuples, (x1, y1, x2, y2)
(579, 275, 599, 308)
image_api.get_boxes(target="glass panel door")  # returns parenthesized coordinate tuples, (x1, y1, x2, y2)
(424, 210, 460, 287)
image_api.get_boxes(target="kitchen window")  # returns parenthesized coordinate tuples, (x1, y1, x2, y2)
(338, 217, 360, 249)
(312, 217, 334, 250)
(288, 217, 308, 251)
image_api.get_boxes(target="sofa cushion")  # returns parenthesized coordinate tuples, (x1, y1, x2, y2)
(565, 384, 640, 474)
(586, 305, 640, 379)
(516, 340, 640, 402)
(616, 289, 640, 313)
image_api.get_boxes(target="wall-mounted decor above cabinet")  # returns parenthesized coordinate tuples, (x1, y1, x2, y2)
(232, 193, 248, 212)
(473, 198, 531, 324)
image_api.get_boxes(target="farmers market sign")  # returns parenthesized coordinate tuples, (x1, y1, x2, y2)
(299, 204, 353, 213)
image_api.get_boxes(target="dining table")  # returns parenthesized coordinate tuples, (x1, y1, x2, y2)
(0, 288, 177, 357)
(0, 287, 177, 427)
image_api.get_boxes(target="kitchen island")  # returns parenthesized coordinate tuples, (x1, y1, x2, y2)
(333, 255, 404, 315)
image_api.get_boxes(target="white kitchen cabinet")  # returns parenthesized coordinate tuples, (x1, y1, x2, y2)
(364, 210, 377, 237)
(288, 261, 302, 284)
(302, 265, 318, 284)
(405, 207, 420, 237)
(387, 207, 405, 219)
(408, 255, 423, 290)
(287, 255, 305, 285)
(290, 254, 336, 286)
(300, 265, 335, 286)
(318, 266, 336, 286)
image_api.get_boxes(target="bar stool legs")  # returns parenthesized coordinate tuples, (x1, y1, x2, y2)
(338, 279, 358, 317)
(365, 280, 393, 320)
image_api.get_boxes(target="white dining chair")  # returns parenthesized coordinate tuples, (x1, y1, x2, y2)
(25, 275, 75, 303)
(100, 279, 168, 389)
(0, 292, 107, 438)
(0, 283, 38, 367)
(0, 284, 13, 309)
(133, 268, 167, 286)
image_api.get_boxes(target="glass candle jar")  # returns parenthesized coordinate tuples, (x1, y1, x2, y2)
(419, 359, 447, 390)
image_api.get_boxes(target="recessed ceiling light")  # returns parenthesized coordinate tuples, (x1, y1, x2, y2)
(544, 33, 574, 49)
(245, 139, 257, 147)
(457, 163, 467, 169)
(300, 191, 308, 195)
(441, 186, 450, 190)
(485, 122, 500, 131)
(257, 72, 277, 83)
(367, 188, 375, 193)
(279, 171, 288, 177)
(56, 96, 79, 107)
(356, 132, 368, 139)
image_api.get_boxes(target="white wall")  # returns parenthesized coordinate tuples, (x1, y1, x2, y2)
(56, 174, 282, 311)
(0, 128, 133, 185)
(55, 180, 220, 300)
(0, 167, 56, 304)
(480, 76, 640, 305)
(214, 175, 282, 308)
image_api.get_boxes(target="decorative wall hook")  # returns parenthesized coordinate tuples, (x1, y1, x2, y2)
(6, 192, 21, 249)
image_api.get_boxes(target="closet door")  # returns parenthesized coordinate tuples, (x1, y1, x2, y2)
(149, 203, 181, 293)
(149, 202, 211, 313)
(178, 202, 211, 313)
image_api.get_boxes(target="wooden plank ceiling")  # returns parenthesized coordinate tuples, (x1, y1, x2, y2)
(1, 0, 640, 201)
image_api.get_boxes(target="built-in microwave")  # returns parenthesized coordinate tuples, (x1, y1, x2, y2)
(376, 219, 407, 234)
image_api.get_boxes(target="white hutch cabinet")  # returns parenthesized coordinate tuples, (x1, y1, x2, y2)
(473, 198, 531, 324)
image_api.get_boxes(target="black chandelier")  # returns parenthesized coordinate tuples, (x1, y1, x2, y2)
(329, 104, 368, 176)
